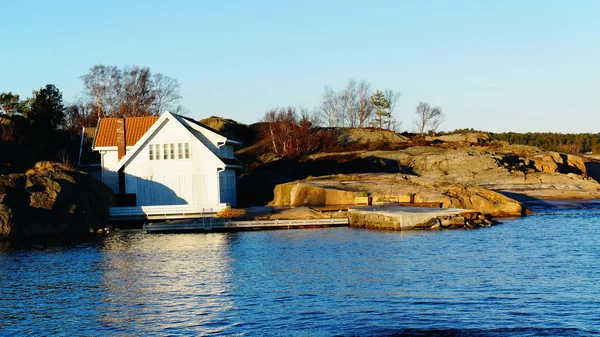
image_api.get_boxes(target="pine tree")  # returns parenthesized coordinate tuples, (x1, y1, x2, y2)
(369, 90, 391, 130)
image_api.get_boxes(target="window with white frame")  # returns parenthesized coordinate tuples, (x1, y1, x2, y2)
(148, 142, 191, 161)
(148, 144, 155, 160)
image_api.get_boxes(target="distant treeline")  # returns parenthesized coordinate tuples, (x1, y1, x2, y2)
(446, 128, 600, 154)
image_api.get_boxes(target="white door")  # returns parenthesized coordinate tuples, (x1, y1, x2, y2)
(136, 175, 198, 206)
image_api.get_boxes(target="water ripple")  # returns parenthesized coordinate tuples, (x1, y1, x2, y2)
(1, 207, 600, 336)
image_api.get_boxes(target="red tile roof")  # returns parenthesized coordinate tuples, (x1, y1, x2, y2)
(94, 116, 160, 147)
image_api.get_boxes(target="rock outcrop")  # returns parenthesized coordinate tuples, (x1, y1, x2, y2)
(0, 162, 114, 239)
(248, 133, 600, 211)
(438, 185, 526, 217)
(271, 182, 356, 207)
(270, 176, 526, 217)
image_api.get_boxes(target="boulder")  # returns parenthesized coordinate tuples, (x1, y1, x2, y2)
(289, 183, 356, 206)
(270, 178, 525, 217)
(0, 162, 114, 239)
(442, 185, 525, 217)
(271, 182, 356, 206)
(532, 154, 559, 173)
(566, 154, 587, 176)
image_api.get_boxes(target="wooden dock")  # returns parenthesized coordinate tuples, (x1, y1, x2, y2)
(143, 218, 349, 233)
(109, 205, 222, 221)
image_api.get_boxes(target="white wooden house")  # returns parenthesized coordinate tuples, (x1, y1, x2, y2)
(93, 112, 242, 219)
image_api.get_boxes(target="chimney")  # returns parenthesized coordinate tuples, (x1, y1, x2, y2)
(116, 118, 126, 160)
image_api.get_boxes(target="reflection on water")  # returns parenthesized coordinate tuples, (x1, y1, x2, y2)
(1, 205, 600, 336)
(98, 232, 236, 335)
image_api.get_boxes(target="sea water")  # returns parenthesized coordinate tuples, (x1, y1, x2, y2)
(1, 203, 600, 336)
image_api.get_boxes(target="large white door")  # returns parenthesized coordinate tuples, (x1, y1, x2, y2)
(136, 174, 205, 206)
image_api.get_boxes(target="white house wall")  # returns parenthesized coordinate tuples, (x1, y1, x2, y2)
(101, 150, 119, 193)
(122, 118, 224, 207)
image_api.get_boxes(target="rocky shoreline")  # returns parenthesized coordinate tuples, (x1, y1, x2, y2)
(0, 162, 114, 240)
(265, 136, 600, 218)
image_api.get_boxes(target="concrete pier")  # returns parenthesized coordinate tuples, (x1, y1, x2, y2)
(348, 205, 494, 230)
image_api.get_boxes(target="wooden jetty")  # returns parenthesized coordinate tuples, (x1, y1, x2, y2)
(143, 217, 349, 233)
(110, 205, 219, 221)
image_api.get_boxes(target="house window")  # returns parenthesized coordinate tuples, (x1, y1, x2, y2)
(148, 142, 191, 161)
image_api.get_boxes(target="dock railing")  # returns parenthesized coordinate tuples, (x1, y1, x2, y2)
(109, 204, 223, 221)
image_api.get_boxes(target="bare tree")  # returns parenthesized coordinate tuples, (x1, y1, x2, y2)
(119, 66, 155, 117)
(81, 64, 185, 118)
(320, 86, 344, 127)
(429, 113, 445, 135)
(151, 73, 182, 114)
(64, 98, 98, 132)
(341, 79, 358, 127)
(384, 89, 401, 130)
(414, 102, 444, 135)
(81, 64, 122, 118)
(357, 80, 373, 127)
(260, 107, 318, 158)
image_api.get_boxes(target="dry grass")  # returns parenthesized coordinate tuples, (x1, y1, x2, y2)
(25, 162, 70, 177)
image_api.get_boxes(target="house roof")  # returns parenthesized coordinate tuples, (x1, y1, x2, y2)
(97, 112, 243, 171)
(179, 115, 242, 145)
(94, 116, 160, 148)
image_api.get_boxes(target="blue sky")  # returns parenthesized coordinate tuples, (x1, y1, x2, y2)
(1, 0, 598, 132)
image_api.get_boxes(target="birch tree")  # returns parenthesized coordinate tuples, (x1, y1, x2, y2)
(414, 102, 444, 135)
(357, 80, 373, 127)
(81, 64, 184, 118)
(151, 73, 182, 115)
(80, 65, 122, 118)
(320, 86, 344, 127)
(341, 79, 358, 127)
